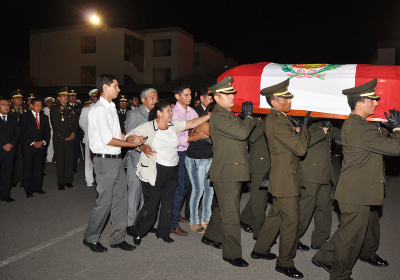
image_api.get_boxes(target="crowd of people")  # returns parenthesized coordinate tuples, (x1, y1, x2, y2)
(1, 73, 400, 280)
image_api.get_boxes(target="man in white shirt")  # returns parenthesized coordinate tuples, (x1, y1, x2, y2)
(83, 74, 145, 253)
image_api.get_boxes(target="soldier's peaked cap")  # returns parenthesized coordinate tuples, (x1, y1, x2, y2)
(68, 89, 77, 95)
(25, 93, 37, 101)
(342, 78, 379, 100)
(260, 79, 293, 99)
(10, 89, 24, 99)
(56, 87, 69, 95)
(207, 76, 237, 94)
(118, 95, 128, 102)
(89, 89, 99, 97)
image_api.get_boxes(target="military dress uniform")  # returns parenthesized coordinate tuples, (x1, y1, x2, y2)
(240, 118, 271, 239)
(50, 87, 78, 188)
(298, 121, 341, 248)
(68, 90, 84, 172)
(203, 77, 256, 262)
(313, 78, 400, 280)
(253, 79, 309, 273)
(117, 95, 130, 159)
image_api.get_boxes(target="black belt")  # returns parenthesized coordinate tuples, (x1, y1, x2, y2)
(94, 153, 121, 159)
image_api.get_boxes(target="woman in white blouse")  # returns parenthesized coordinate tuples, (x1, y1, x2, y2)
(126, 99, 210, 244)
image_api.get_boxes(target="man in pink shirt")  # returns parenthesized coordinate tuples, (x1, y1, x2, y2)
(171, 84, 208, 236)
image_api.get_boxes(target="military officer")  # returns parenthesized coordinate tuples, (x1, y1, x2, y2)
(252, 79, 312, 279)
(117, 94, 130, 159)
(25, 93, 37, 108)
(312, 78, 400, 280)
(50, 87, 78, 190)
(9, 90, 28, 188)
(201, 76, 255, 267)
(239, 116, 270, 240)
(68, 89, 83, 173)
(297, 120, 341, 251)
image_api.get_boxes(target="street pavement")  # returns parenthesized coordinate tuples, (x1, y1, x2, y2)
(1, 156, 400, 280)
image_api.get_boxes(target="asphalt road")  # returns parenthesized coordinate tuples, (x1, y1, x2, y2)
(1, 156, 399, 280)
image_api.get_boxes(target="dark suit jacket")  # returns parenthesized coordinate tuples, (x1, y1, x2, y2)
(194, 104, 205, 117)
(19, 111, 51, 153)
(0, 114, 21, 158)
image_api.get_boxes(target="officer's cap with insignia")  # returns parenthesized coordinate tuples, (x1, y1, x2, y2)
(85, 99, 93, 105)
(207, 76, 237, 95)
(260, 79, 293, 99)
(56, 87, 69, 96)
(10, 89, 24, 99)
(45, 97, 55, 103)
(68, 89, 77, 96)
(25, 93, 37, 101)
(76, 99, 81, 104)
(89, 89, 99, 97)
(118, 95, 128, 102)
(342, 78, 379, 100)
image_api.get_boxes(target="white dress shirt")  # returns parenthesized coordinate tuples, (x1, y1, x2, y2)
(88, 96, 121, 155)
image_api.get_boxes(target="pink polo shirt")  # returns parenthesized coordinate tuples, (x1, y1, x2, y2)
(172, 102, 199, 152)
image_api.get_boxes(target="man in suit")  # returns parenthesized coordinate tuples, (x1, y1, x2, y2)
(194, 89, 213, 117)
(129, 95, 139, 110)
(201, 76, 255, 267)
(20, 98, 50, 197)
(313, 78, 400, 280)
(125, 88, 158, 236)
(0, 96, 21, 202)
(297, 120, 341, 251)
(69, 90, 83, 173)
(252, 79, 311, 279)
(79, 89, 99, 187)
(117, 95, 130, 159)
(239, 116, 271, 240)
(50, 87, 79, 190)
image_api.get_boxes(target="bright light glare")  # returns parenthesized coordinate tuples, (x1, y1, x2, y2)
(90, 15, 100, 24)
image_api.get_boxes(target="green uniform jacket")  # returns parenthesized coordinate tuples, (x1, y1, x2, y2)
(248, 118, 270, 174)
(50, 103, 78, 140)
(208, 103, 255, 183)
(300, 122, 341, 184)
(10, 107, 28, 121)
(265, 109, 309, 197)
(335, 114, 400, 205)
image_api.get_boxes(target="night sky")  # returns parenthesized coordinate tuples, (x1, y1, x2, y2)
(2, 0, 400, 67)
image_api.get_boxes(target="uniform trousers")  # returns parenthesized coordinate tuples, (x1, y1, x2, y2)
(83, 141, 94, 186)
(204, 182, 242, 259)
(126, 150, 144, 227)
(0, 149, 16, 199)
(84, 157, 127, 245)
(12, 142, 23, 186)
(73, 141, 82, 170)
(46, 128, 54, 162)
(314, 202, 380, 280)
(253, 196, 300, 267)
(23, 148, 46, 194)
(299, 181, 332, 247)
(240, 172, 268, 238)
(53, 138, 74, 185)
(135, 164, 178, 239)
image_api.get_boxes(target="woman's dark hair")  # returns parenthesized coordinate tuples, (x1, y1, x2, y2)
(149, 99, 171, 121)
(203, 101, 216, 116)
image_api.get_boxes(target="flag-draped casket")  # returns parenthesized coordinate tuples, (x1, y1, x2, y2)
(218, 62, 400, 121)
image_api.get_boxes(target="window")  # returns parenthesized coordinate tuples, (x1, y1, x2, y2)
(194, 52, 200, 67)
(153, 68, 171, 84)
(81, 66, 96, 84)
(124, 34, 144, 72)
(81, 36, 96, 54)
(153, 39, 171, 57)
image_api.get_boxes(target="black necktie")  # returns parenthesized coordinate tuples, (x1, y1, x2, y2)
(2, 116, 6, 123)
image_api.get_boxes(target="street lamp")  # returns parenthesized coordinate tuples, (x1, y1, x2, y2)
(90, 14, 100, 25)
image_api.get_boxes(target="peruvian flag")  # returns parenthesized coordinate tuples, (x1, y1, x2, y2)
(218, 62, 400, 120)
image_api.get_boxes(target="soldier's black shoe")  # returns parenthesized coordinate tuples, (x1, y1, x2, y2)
(157, 236, 174, 243)
(12, 183, 17, 188)
(359, 255, 389, 267)
(66, 183, 73, 188)
(1, 197, 15, 202)
(223, 257, 249, 267)
(311, 245, 321, 250)
(26, 193, 33, 198)
(110, 241, 136, 251)
(58, 185, 65, 190)
(83, 240, 108, 253)
(240, 221, 253, 233)
(275, 265, 303, 279)
(251, 250, 277, 260)
(201, 236, 222, 249)
(312, 257, 331, 273)
(297, 241, 310, 251)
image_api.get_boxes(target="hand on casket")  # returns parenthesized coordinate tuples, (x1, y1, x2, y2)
(301, 111, 316, 127)
(384, 109, 400, 129)
(242, 101, 253, 118)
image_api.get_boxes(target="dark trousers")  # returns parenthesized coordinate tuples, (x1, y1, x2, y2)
(12, 142, 23, 186)
(53, 138, 74, 185)
(171, 152, 191, 228)
(135, 164, 178, 239)
(204, 182, 242, 259)
(240, 172, 268, 238)
(23, 148, 46, 194)
(0, 149, 16, 199)
(314, 203, 380, 280)
(253, 196, 300, 267)
(73, 141, 82, 170)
